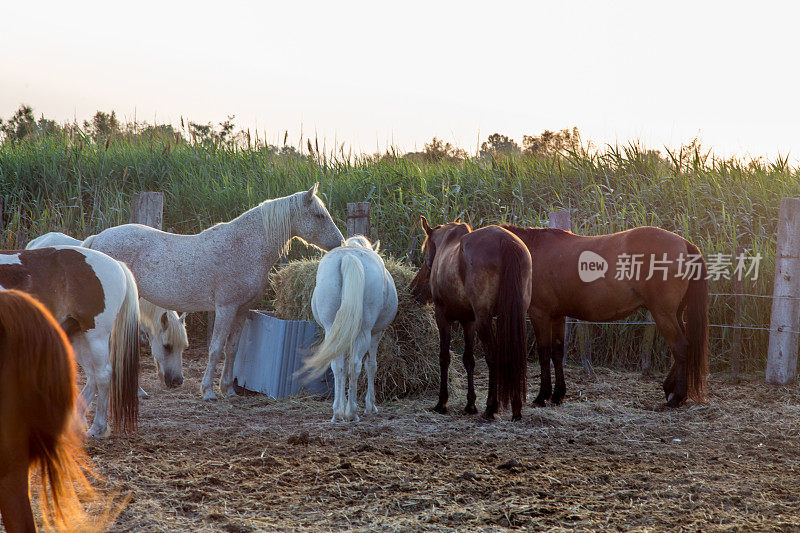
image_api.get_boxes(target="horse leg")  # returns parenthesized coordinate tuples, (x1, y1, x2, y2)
(330, 352, 347, 422)
(85, 331, 112, 438)
(432, 306, 452, 414)
(220, 308, 249, 398)
(550, 317, 567, 405)
(70, 333, 94, 426)
(652, 310, 689, 407)
(345, 334, 370, 422)
(462, 321, 478, 414)
(531, 316, 553, 407)
(364, 331, 383, 415)
(475, 317, 497, 420)
(202, 306, 236, 401)
(0, 460, 34, 533)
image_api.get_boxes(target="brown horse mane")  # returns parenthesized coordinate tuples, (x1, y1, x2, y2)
(499, 224, 575, 247)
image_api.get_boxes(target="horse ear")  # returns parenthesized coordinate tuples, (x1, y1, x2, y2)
(160, 312, 169, 330)
(424, 239, 436, 269)
(304, 183, 319, 204)
(454, 217, 462, 223)
(179, 312, 187, 323)
(420, 216, 432, 235)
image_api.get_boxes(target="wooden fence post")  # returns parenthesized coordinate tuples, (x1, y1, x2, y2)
(130, 192, 164, 228)
(766, 198, 800, 384)
(548, 210, 594, 375)
(730, 246, 744, 379)
(347, 202, 371, 238)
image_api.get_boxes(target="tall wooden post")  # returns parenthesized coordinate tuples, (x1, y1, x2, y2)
(766, 198, 800, 384)
(347, 202, 370, 238)
(730, 246, 744, 379)
(130, 192, 164, 228)
(548, 210, 593, 375)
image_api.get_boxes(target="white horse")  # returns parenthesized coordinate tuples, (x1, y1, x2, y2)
(0, 246, 140, 438)
(27, 232, 189, 389)
(304, 235, 398, 422)
(83, 184, 345, 400)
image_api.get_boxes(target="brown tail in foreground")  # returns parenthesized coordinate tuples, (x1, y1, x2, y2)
(0, 290, 107, 531)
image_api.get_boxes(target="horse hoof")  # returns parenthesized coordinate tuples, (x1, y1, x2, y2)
(464, 405, 478, 415)
(203, 391, 218, 401)
(87, 426, 107, 439)
(511, 413, 522, 422)
(532, 398, 547, 408)
(431, 404, 448, 414)
(481, 411, 495, 421)
(364, 405, 378, 415)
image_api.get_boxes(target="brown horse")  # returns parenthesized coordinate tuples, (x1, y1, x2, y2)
(0, 289, 98, 532)
(501, 224, 709, 408)
(411, 218, 532, 420)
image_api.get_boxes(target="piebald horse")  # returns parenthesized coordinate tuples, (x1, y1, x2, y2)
(411, 219, 532, 420)
(0, 290, 101, 532)
(501, 224, 709, 408)
(0, 247, 140, 438)
(27, 232, 189, 389)
(304, 235, 398, 422)
(84, 184, 344, 400)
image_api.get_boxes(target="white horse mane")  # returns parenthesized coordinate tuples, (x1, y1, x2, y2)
(260, 191, 308, 257)
(138, 299, 189, 347)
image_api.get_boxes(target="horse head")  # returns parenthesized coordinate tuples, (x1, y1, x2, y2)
(293, 184, 344, 251)
(411, 217, 470, 304)
(150, 311, 188, 388)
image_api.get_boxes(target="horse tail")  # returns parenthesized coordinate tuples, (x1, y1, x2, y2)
(109, 261, 141, 434)
(684, 240, 709, 402)
(494, 238, 530, 410)
(0, 290, 101, 530)
(304, 254, 366, 377)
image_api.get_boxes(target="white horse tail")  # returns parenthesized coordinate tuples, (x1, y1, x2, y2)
(305, 254, 366, 377)
(109, 261, 141, 434)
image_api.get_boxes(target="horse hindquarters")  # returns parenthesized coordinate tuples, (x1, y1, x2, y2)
(306, 254, 367, 421)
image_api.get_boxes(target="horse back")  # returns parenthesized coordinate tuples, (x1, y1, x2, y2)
(0, 248, 108, 334)
(508, 225, 694, 320)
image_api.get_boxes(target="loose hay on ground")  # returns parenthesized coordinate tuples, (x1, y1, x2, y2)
(270, 255, 447, 400)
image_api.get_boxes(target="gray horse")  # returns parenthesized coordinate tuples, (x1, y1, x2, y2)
(85, 184, 344, 400)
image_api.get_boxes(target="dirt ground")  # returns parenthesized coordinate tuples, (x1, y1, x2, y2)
(77, 340, 800, 532)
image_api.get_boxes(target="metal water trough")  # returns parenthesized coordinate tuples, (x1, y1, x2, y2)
(233, 310, 333, 398)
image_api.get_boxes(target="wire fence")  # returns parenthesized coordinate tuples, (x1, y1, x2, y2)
(560, 292, 800, 335)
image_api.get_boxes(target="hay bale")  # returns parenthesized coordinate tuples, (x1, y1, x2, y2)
(270, 256, 441, 400)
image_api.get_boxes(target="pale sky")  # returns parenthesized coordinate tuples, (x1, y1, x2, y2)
(2, 0, 799, 159)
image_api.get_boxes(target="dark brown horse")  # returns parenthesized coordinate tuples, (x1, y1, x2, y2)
(0, 290, 98, 532)
(501, 224, 708, 408)
(411, 218, 532, 420)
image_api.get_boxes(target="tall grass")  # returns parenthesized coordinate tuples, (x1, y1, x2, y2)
(1, 134, 794, 374)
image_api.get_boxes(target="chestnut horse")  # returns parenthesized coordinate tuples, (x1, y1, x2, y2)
(411, 219, 532, 420)
(501, 224, 708, 408)
(0, 290, 98, 532)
